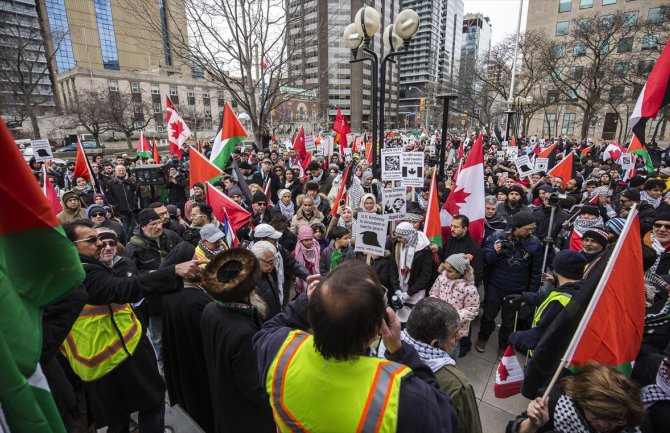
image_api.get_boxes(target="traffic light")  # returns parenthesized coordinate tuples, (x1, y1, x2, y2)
(420, 98, 426, 111)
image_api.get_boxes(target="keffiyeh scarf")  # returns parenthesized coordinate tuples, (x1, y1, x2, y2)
(553, 395, 640, 433)
(75, 184, 92, 194)
(400, 329, 455, 372)
(398, 230, 429, 293)
(642, 361, 670, 408)
(279, 200, 295, 220)
(641, 190, 662, 209)
(293, 240, 320, 294)
(573, 216, 604, 236)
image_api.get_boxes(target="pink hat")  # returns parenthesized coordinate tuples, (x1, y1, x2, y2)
(297, 225, 314, 241)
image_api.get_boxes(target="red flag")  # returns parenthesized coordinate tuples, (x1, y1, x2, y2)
(293, 126, 307, 161)
(423, 171, 442, 248)
(330, 165, 352, 217)
(538, 142, 558, 158)
(169, 140, 182, 160)
(73, 139, 95, 188)
(630, 41, 670, 144)
(547, 152, 574, 187)
(442, 134, 485, 244)
(509, 135, 516, 147)
(152, 139, 161, 164)
(603, 142, 623, 162)
(189, 146, 222, 189)
(567, 211, 645, 372)
(42, 166, 62, 214)
(333, 107, 350, 135)
(580, 144, 594, 159)
(205, 182, 251, 233)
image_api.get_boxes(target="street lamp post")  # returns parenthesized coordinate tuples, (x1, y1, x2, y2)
(344, 7, 419, 176)
(438, 93, 457, 180)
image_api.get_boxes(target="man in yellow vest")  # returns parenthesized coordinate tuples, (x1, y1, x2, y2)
(507, 250, 586, 354)
(60, 220, 202, 433)
(253, 261, 458, 433)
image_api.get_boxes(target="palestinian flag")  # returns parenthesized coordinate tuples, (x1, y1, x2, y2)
(189, 146, 222, 189)
(205, 182, 251, 233)
(628, 134, 654, 173)
(42, 166, 62, 214)
(539, 142, 558, 159)
(423, 170, 442, 248)
(630, 41, 670, 145)
(547, 152, 574, 187)
(0, 118, 85, 432)
(566, 210, 645, 373)
(580, 144, 594, 159)
(210, 101, 247, 171)
(136, 132, 152, 159)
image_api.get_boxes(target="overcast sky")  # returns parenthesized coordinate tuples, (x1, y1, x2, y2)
(463, 0, 529, 46)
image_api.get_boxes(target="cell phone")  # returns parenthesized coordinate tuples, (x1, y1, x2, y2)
(339, 199, 345, 206)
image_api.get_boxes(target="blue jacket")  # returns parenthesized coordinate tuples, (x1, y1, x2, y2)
(484, 232, 543, 293)
(253, 294, 458, 433)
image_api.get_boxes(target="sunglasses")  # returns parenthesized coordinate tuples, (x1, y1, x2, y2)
(255, 202, 267, 207)
(90, 212, 105, 218)
(74, 236, 98, 244)
(100, 240, 117, 248)
(654, 223, 670, 230)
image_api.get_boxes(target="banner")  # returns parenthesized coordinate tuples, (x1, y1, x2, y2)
(354, 212, 388, 256)
(400, 152, 425, 187)
(381, 149, 402, 181)
(382, 187, 406, 221)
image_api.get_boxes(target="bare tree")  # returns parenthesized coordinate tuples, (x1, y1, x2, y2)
(58, 90, 112, 146)
(132, 0, 308, 146)
(0, 13, 65, 138)
(106, 91, 154, 148)
(177, 103, 210, 141)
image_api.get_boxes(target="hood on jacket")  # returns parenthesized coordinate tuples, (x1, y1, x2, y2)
(61, 190, 83, 209)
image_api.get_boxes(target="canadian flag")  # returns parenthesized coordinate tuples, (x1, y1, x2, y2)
(494, 345, 525, 398)
(441, 134, 485, 244)
(165, 96, 191, 151)
(603, 141, 623, 163)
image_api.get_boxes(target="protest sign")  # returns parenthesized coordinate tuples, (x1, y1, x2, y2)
(400, 152, 424, 187)
(31, 139, 53, 162)
(381, 149, 402, 181)
(354, 212, 388, 256)
(534, 157, 549, 173)
(382, 187, 406, 221)
(514, 154, 534, 179)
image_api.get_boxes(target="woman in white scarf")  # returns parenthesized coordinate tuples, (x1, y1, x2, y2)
(394, 222, 432, 305)
(274, 189, 295, 220)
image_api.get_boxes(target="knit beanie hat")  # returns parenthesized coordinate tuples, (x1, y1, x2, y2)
(297, 225, 314, 241)
(620, 189, 640, 202)
(605, 217, 626, 237)
(395, 222, 416, 237)
(252, 190, 268, 204)
(137, 208, 161, 227)
(511, 211, 535, 228)
(228, 186, 243, 197)
(278, 189, 291, 199)
(445, 253, 471, 276)
(86, 205, 106, 219)
(629, 176, 646, 188)
(552, 250, 586, 280)
(580, 205, 600, 217)
(582, 228, 608, 247)
(509, 184, 525, 196)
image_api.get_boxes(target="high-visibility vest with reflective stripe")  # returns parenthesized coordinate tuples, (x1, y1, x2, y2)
(59, 303, 142, 382)
(266, 330, 411, 433)
(528, 291, 571, 357)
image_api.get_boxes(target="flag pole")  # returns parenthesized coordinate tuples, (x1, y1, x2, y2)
(541, 204, 638, 399)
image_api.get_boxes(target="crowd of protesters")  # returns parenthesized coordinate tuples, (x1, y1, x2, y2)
(30, 132, 670, 433)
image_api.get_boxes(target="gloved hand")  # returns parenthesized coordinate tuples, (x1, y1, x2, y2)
(503, 294, 523, 310)
(394, 290, 409, 304)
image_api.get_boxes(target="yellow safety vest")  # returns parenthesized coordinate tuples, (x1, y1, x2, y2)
(266, 330, 412, 433)
(60, 303, 142, 382)
(528, 291, 572, 357)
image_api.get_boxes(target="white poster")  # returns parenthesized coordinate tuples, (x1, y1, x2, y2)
(322, 136, 333, 156)
(506, 147, 518, 160)
(381, 149, 402, 181)
(496, 150, 505, 160)
(382, 187, 406, 222)
(514, 154, 535, 179)
(620, 153, 634, 169)
(400, 152, 425, 187)
(31, 139, 53, 162)
(354, 212, 388, 256)
(534, 157, 549, 173)
(305, 134, 316, 152)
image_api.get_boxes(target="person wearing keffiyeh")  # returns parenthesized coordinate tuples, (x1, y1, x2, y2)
(293, 226, 320, 295)
(391, 222, 436, 306)
(641, 346, 670, 432)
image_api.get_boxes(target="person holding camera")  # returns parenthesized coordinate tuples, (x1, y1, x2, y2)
(476, 211, 543, 357)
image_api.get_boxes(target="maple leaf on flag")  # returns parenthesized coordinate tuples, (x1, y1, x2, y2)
(171, 120, 185, 140)
(497, 362, 510, 382)
(444, 187, 471, 216)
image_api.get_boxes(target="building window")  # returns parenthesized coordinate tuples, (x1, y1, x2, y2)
(576, 18, 591, 32)
(609, 86, 625, 102)
(561, 113, 576, 135)
(638, 59, 655, 74)
(131, 82, 140, 93)
(623, 11, 638, 26)
(567, 89, 579, 101)
(559, 0, 572, 13)
(192, 65, 204, 80)
(618, 37, 633, 53)
(108, 80, 119, 92)
(614, 62, 629, 76)
(157, 0, 172, 66)
(153, 102, 162, 113)
(543, 113, 557, 134)
(579, 0, 593, 8)
(573, 42, 587, 56)
(642, 34, 659, 51)
(554, 44, 566, 59)
(93, 0, 120, 70)
(204, 107, 211, 116)
(134, 120, 145, 130)
(648, 7, 666, 23)
(602, 0, 616, 5)
(203, 90, 210, 99)
(548, 91, 560, 103)
(43, 0, 76, 73)
(555, 21, 569, 36)
(133, 102, 142, 114)
(156, 123, 165, 132)
(187, 88, 195, 97)
(596, 40, 609, 54)
(600, 14, 614, 29)
(170, 86, 177, 96)
(151, 84, 160, 94)
(570, 66, 584, 80)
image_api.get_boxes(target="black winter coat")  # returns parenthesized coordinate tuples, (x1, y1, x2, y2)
(255, 272, 282, 320)
(371, 252, 400, 292)
(251, 170, 280, 203)
(442, 233, 485, 287)
(166, 174, 188, 208)
(105, 176, 139, 213)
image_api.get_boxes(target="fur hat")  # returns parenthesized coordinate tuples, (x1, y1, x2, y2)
(202, 248, 261, 302)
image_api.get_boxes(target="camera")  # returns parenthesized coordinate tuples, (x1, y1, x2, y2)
(547, 192, 567, 206)
(499, 239, 515, 251)
(389, 294, 404, 311)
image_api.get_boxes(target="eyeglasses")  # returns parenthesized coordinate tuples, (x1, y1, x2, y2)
(255, 202, 267, 207)
(74, 236, 98, 244)
(90, 212, 105, 218)
(100, 240, 117, 248)
(654, 223, 670, 230)
(260, 257, 275, 265)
